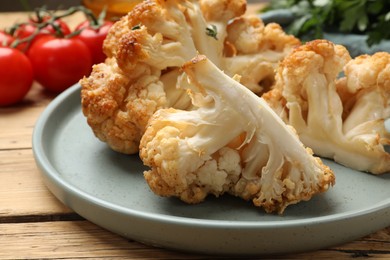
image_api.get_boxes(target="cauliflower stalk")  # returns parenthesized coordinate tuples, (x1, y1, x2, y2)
(140, 55, 335, 214)
(81, 0, 299, 154)
(263, 40, 390, 174)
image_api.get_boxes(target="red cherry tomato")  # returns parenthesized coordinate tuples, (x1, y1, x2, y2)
(13, 19, 71, 52)
(28, 35, 93, 93)
(13, 23, 39, 52)
(0, 31, 14, 47)
(0, 47, 33, 106)
(75, 20, 113, 64)
(40, 18, 71, 36)
(15, 18, 71, 38)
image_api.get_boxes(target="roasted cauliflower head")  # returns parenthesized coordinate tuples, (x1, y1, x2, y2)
(80, 0, 300, 154)
(140, 55, 335, 214)
(263, 40, 390, 174)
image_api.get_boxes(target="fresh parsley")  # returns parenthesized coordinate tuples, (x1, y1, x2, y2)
(262, 0, 390, 46)
(206, 24, 218, 40)
(131, 24, 141, 30)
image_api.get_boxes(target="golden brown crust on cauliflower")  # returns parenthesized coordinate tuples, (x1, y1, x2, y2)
(226, 17, 300, 54)
(81, 0, 300, 154)
(224, 16, 300, 93)
(337, 52, 390, 124)
(140, 55, 335, 214)
(199, 0, 246, 21)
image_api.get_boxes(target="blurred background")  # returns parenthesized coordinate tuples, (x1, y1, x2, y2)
(0, 0, 266, 11)
(0, 1, 80, 11)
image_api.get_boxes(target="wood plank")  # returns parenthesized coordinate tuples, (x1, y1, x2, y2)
(0, 83, 54, 150)
(0, 221, 389, 259)
(0, 149, 72, 217)
(1, 5, 389, 260)
(0, 221, 220, 260)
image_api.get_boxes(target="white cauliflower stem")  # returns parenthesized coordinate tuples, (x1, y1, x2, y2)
(264, 40, 390, 174)
(140, 55, 335, 214)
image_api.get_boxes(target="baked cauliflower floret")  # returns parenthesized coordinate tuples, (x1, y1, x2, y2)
(81, 58, 143, 153)
(224, 16, 300, 94)
(340, 52, 390, 134)
(263, 40, 390, 174)
(140, 55, 335, 214)
(81, 0, 299, 154)
(199, 0, 246, 21)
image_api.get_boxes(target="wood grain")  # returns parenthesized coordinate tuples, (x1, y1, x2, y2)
(0, 3, 389, 259)
(0, 148, 73, 218)
(0, 221, 389, 259)
(0, 83, 53, 149)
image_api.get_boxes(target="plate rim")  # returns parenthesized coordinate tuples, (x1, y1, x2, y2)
(32, 83, 390, 254)
(32, 84, 390, 227)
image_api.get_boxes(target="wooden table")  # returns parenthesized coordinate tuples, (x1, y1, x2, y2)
(1, 5, 390, 260)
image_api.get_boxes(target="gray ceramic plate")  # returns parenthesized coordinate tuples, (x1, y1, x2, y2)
(33, 84, 390, 255)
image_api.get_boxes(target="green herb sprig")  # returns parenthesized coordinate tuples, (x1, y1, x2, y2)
(206, 24, 218, 40)
(262, 0, 390, 46)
